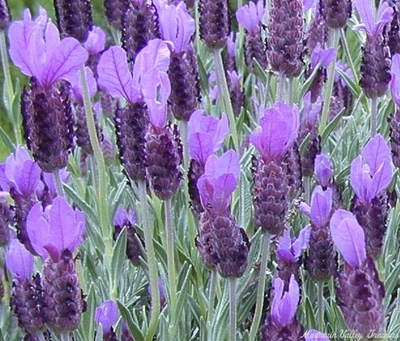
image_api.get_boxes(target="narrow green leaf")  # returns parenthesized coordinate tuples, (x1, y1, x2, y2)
(112, 227, 127, 289)
(117, 301, 144, 341)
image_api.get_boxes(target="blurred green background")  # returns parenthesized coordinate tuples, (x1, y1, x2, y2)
(0, 0, 107, 161)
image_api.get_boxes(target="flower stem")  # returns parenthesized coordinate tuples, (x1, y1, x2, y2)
(138, 180, 160, 340)
(165, 197, 178, 339)
(248, 232, 271, 341)
(207, 269, 218, 341)
(276, 72, 286, 103)
(213, 48, 239, 151)
(229, 277, 237, 341)
(79, 68, 113, 296)
(317, 281, 324, 331)
(371, 96, 378, 137)
(319, 28, 340, 135)
(0, 30, 21, 145)
(340, 29, 358, 84)
(53, 169, 65, 197)
(60, 333, 69, 341)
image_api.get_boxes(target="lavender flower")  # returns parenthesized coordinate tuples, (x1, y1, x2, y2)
(301, 186, 337, 281)
(251, 103, 300, 235)
(53, 0, 93, 42)
(350, 134, 392, 259)
(354, 0, 393, 98)
(9, 8, 88, 173)
(261, 275, 304, 340)
(6, 238, 47, 336)
(188, 110, 229, 216)
(95, 300, 119, 340)
(113, 206, 143, 266)
(104, 0, 129, 29)
(236, 0, 268, 69)
(199, 0, 229, 49)
(390, 53, 400, 167)
(27, 197, 85, 332)
(0, 0, 10, 29)
(158, 2, 200, 121)
(0, 192, 11, 246)
(276, 226, 311, 287)
(268, 0, 304, 78)
(314, 153, 334, 188)
(319, 0, 352, 29)
(330, 209, 385, 336)
(197, 151, 250, 277)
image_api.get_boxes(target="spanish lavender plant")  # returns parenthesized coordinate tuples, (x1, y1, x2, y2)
(157, 1, 200, 122)
(27, 197, 85, 335)
(330, 209, 385, 337)
(113, 206, 143, 267)
(236, 0, 268, 70)
(9, 8, 88, 174)
(389, 53, 400, 167)
(103, 0, 129, 30)
(387, 0, 400, 56)
(350, 134, 393, 259)
(53, 0, 93, 43)
(95, 300, 119, 341)
(0, 0, 10, 29)
(319, 0, 352, 29)
(0, 192, 11, 246)
(260, 275, 305, 340)
(188, 110, 229, 217)
(6, 238, 47, 339)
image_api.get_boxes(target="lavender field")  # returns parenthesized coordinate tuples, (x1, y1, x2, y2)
(1, 0, 400, 340)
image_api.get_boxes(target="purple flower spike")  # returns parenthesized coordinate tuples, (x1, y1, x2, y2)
(5, 238, 34, 281)
(0, 146, 42, 197)
(188, 110, 229, 165)
(250, 102, 299, 163)
(158, 2, 195, 53)
(277, 226, 311, 264)
(330, 209, 366, 268)
(27, 197, 85, 261)
(197, 150, 240, 212)
(8, 7, 88, 89)
(95, 300, 119, 331)
(236, 0, 265, 34)
(353, 0, 393, 37)
(390, 53, 400, 106)
(271, 275, 299, 327)
(300, 186, 333, 228)
(304, 329, 330, 341)
(350, 134, 393, 203)
(314, 153, 333, 188)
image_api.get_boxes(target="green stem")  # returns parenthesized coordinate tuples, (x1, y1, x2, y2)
(53, 169, 65, 197)
(248, 232, 271, 341)
(139, 181, 160, 341)
(79, 68, 113, 296)
(229, 278, 237, 341)
(371, 96, 378, 137)
(319, 28, 340, 135)
(207, 269, 218, 341)
(165, 198, 178, 339)
(0, 30, 21, 145)
(276, 72, 286, 103)
(340, 29, 358, 84)
(317, 281, 324, 332)
(288, 77, 295, 104)
(213, 48, 239, 151)
(60, 333, 69, 341)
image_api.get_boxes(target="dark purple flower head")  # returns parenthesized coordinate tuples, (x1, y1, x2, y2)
(114, 206, 137, 227)
(390, 53, 400, 106)
(271, 274, 299, 327)
(304, 329, 330, 341)
(250, 102, 300, 163)
(95, 300, 119, 331)
(350, 134, 393, 203)
(8, 7, 88, 89)
(330, 209, 366, 268)
(188, 110, 229, 165)
(353, 0, 393, 37)
(314, 153, 333, 187)
(27, 196, 85, 262)
(276, 225, 311, 264)
(197, 150, 240, 212)
(299, 186, 333, 228)
(0, 146, 42, 198)
(236, 0, 266, 34)
(98, 39, 171, 127)
(5, 238, 34, 281)
(157, 2, 195, 53)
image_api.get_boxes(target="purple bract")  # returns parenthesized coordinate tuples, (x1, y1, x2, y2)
(95, 300, 119, 331)
(5, 238, 34, 281)
(236, 0, 265, 34)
